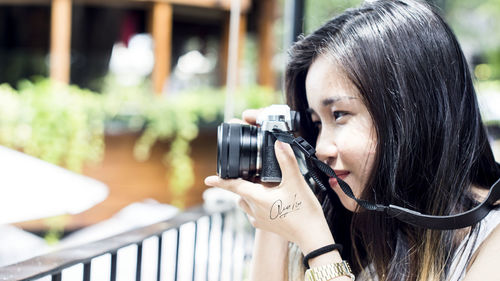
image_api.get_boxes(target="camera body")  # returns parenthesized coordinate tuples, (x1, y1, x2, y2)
(217, 105, 300, 182)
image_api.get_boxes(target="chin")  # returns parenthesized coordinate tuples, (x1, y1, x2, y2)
(336, 192, 359, 212)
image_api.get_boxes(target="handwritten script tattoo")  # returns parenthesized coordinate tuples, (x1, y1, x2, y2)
(269, 194, 302, 220)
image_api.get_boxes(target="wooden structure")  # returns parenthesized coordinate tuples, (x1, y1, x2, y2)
(0, 0, 278, 92)
(50, 0, 72, 83)
(3, 0, 279, 231)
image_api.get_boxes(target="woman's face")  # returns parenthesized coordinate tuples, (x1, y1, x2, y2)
(305, 55, 377, 211)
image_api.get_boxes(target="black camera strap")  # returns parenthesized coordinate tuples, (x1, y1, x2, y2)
(271, 130, 500, 230)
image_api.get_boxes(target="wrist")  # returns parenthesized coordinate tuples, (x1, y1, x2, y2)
(307, 250, 343, 268)
(255, 229, 289, 249)
(251, 229, 289, 281)
(297, 228, 335, 255)
(296, 216, 335, 254)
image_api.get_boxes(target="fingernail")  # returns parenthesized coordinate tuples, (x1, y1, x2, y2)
(276, 140, 285, 151)
(277, 141, 287, 151)
(204, 176, 219, 186)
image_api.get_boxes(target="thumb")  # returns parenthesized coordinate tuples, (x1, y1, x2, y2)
(274, 140, 302, 182)
(241, 109, 262, 125)
(204, 176, 267, 200)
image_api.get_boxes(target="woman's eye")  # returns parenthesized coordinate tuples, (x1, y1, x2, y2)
(333, 111, 349, 121)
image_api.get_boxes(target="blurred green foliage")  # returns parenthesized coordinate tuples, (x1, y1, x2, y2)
(0, 77, 279, 207)
(476, 80, 500, 125)
(303, 0, 500, 81)
(304, 0, 363, 34)
(0, 80, 105, 171)
(444, 0, 500, 80)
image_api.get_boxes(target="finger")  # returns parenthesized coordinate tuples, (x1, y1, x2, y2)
(274, 141, 302, 181)
(204, 176, 262, 198)
(228, 118, 246, 124)
(238, 197, 254, 216)
(237, 198, 258, 227)
(238, 198, 256, 227)
(246, 215, 257, 228)
(241, 109, 262, 125)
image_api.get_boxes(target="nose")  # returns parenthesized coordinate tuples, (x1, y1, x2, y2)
(315, 130, 338, 163)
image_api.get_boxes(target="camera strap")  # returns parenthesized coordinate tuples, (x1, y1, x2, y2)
(271, 130, 500, 230)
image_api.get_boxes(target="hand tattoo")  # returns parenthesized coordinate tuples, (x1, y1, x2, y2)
(270, 194, 302, 220)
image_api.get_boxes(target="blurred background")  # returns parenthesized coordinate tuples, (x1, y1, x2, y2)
(0, 0, 499, 240)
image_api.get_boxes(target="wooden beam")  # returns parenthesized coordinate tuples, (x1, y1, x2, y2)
(257, 0, 276, 89)
(139, 0, 251, 12)
(0, 0, 49, 5)
(0, 0, 252, 11)
(50, 0, 72, 84)
(151, 2, 173, 95)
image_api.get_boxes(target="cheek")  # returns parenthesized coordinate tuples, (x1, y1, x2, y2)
(360, 136, 377, 170)
(338, 135, 377, 173)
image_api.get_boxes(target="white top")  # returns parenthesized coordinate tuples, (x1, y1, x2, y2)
(355, 208, 500, 281)
(446, 208, 500, 281)
(289, 207, 500, 281)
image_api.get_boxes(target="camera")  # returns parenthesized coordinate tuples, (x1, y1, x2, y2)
(216, 105, 300, 182)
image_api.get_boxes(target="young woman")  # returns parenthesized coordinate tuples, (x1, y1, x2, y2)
(205, 0, 500, 280)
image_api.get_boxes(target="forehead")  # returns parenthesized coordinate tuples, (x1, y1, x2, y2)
(305, 56, 361, 109)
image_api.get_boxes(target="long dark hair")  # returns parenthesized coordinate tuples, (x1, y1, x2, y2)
(285, 0, 500, 280)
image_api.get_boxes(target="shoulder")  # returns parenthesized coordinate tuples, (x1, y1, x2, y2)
(463, 208, 500, 280)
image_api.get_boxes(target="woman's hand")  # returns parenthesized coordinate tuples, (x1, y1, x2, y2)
(205, 109, 335, 253)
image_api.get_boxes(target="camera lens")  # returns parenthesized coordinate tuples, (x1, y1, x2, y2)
(217, 123, 259, 179)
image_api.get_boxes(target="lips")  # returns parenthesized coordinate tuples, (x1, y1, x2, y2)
(329, 170, 349, 187)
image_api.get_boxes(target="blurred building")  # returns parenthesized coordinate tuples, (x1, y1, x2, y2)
(0, 0, 279, 93)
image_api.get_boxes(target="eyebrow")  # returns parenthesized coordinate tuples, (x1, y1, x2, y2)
(306, 96, 357, 114)
(321, 96, 357, 106)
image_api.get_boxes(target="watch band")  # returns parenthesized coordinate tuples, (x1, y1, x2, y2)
(304, 260, 355, 281)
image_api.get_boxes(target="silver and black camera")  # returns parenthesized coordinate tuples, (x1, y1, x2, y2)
(216, 105, 300, 182)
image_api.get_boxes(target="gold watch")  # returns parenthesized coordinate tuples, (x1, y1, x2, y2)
(304, 260, 355, 281)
